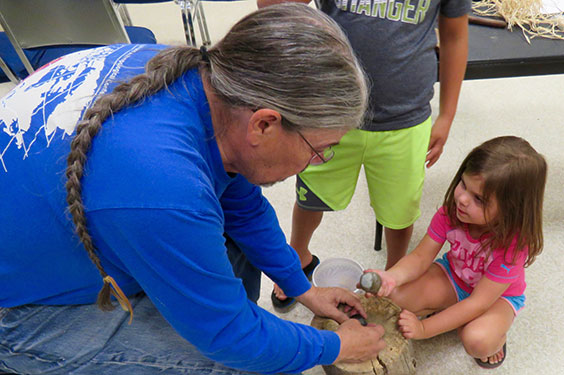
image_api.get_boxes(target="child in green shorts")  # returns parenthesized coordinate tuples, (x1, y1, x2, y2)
(259, 0, 471, 311)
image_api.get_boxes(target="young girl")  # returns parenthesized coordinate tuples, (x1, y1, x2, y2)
(368, 136, 547, 368)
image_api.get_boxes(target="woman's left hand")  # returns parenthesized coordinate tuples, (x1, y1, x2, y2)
(296, 286, 365, 323)
(398, 309, 425, 339)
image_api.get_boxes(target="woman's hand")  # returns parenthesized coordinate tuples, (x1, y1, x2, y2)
(296, 286, 365, 323)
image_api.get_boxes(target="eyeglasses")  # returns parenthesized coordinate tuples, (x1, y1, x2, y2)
(296, 130, 335, 166)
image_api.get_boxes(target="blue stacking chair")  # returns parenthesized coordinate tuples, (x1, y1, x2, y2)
(113, 0, 211, 47)
(0, 0, 157, 83)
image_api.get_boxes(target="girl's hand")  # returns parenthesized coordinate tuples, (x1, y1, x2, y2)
(363, 269, 397, 297)
(398, 309, 425, 339)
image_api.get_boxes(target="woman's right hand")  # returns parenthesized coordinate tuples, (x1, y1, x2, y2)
(334, 319, 386, 363)
(363, 269, 397, 297)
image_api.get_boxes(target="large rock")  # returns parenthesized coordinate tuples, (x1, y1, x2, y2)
(311, 295, 416, 375)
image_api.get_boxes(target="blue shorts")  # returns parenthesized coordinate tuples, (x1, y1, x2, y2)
(435, 253, 525, 316)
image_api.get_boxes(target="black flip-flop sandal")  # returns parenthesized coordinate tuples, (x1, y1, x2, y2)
(474, 343, 507, 369)
(271, 255, 320, 312)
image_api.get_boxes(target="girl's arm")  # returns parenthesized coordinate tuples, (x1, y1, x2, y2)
(399, 277, 510, 340)
(368, 235, 443, 296)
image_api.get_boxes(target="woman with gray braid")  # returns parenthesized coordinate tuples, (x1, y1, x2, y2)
(0, 4, 385, 374)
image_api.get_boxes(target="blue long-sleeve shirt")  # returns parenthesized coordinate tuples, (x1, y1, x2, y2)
(0, 44, 340, 373)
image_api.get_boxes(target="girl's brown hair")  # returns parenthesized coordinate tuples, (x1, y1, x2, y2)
(443, 136, 547, 267)
(65, 3, 368, 317)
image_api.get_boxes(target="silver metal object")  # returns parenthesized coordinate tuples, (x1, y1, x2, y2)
(175, 0, 211, 47)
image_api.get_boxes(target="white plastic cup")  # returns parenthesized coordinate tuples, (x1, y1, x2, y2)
(312, 257, 363, 292)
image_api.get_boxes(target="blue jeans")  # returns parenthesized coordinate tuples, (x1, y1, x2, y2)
(0, 236, 262, 375)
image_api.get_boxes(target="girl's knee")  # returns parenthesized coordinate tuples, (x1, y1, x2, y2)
(459, 326, 502, 357)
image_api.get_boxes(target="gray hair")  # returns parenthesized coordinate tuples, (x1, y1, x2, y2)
(207, 2, 369, 131)
(66, 2, 368, 314)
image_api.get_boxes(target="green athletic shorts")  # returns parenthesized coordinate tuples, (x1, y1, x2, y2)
(296, 117, 432, 230)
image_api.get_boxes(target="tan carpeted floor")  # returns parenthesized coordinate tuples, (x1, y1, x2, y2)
(2, 2, 562, 374)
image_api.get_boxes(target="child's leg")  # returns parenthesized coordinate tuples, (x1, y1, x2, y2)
(273, 203, 322, 300)
(363, 118, 432, 269)
(289, 203, 322, 268)
(390, 263, 458, 315)
(458, 299, 514, 364)
(274, 132, 364, 305)
(384, 225, 413, 269)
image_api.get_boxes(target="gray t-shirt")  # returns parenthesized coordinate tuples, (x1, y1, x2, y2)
(320, 0, 471, 131)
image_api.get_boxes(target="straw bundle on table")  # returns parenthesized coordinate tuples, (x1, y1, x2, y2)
(473, 0, 564, 41)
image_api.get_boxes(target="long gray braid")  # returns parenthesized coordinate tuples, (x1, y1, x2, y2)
(65, 3, 369, 318)
(65, 47, 204, 317)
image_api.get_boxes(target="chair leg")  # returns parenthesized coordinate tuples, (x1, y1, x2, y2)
(374, 220, 383, 251)
(0, 55, 20, 84)
(176, 0, 197, 46)
(2, 27, 34, 75)
(193, 0, 211, 46)
(116, 4, 133, 26)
